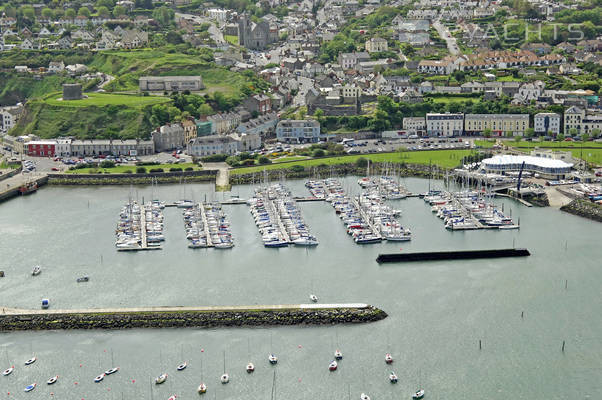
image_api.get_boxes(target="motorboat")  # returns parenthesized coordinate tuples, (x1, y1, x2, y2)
(360, 393, 371, 400)
(47, 375, 59, 385)
(329, 360, 338, 371)
(246, 362, 255, 373)
(220, 373, 229, 384)
(32, 266, 41, 276)
(41, 299, 49, 309)
(197, 382, 207, 394)
(3, 367, 14, 376)
(334, 350, 343, 360)
(167, 396, 177, 400)
(389, 371, 398, 383)
(77, 276, 89, 283)
(385, 353, 393, 364)
(268, 354, 278, 364)
(25, 357, 36, 365)
(413, 389, 425, 399)
(155, 373, 167, 384)
(105, 367, 119, 375)
(309, 294, 318, 303)
(94, 373, 105, 383)
(24, 383, 36, 392)
(177, 362, 187, 371)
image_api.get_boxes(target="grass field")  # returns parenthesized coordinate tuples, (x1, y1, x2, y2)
(44, 92, 170, 108)
(426, 95, 481, 104)
(66, 162, 200, 174)
(231, 149, 475, 175)
(224, 35, 238, 45)
(271, 156, 311, 163)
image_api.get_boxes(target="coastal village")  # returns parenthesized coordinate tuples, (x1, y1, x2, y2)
(0, 0, 601, 398)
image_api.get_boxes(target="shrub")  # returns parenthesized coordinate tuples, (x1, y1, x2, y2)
(290, 165, 305, 172)
(124, 170, 133, 174)
(100, 160, 115, 168)
(184, 167, 193, 171)
(149, 168, 164, 173)
(355, 157, 368, 168)
(200, 154, 228, 162)
(136, 161, 160, 166)
(258, 156, 272, 165)
(241, 159, 255, 166)
(136, 166, 147, 173)
(312, 149, 326, 158)
(170, 167, 183, 172)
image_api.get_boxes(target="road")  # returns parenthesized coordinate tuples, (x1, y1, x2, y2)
(433, 20, 460, 56)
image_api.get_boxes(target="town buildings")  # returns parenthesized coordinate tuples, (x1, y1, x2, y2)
(464, 114, 529, 136)
(187, 135, 239, 157)
(152, 123, 187, 152)
(276, 120, 322, 143)
(426, 113, 464, 137)
(564, 106, 602, 135)
(365, 37, 388, 53)
(534, 113, 561, 136)
(139, 76, 204, 92)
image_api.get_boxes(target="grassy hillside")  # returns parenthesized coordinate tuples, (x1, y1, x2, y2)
(11, 93, 171, 140)
(89, 50, 267, 95)
(0, 72, 76, 106)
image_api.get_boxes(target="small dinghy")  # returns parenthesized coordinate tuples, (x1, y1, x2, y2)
(94, 373, 105, 383)
(105, 367, 119, 375)
(360, 393, 371, 400)
(24, 383, 36, 392)
(329, 360, 338, 371)
(3, 366, 14, 376)
(385, 353, 393, 364)
(389, 371, 398, 383)
(47, 375, 59, 385)
(268, 354, 278, 365)
(155, 373, 167, 384)
(76, 276, 89, 283)
(309, 294, 318, 303)
(197, 382, 207, 394)
(412, 389, 425, 399)
(176, 362, 187, 371)
(334, 349, 343, 360)
(246, 362, 255, 373)
(25, 357, 37, 366)
(220, 373, 229, 384)
(32, 266, 41, 276)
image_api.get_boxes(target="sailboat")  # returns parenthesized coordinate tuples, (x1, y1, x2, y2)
(246, 339, 255, 373)
(269, 333, 278, 364)
(177, 345, 187, 371)
(197, 353, 207, 394)
(220, 350, 229, 384)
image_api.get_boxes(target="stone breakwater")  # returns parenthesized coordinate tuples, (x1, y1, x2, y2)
(0, 304, 387, 331)
(47, 170, 217, 185)
(560, 199, 602, 223)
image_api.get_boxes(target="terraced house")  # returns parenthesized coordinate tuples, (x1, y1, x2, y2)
(464, 114, 529, 136)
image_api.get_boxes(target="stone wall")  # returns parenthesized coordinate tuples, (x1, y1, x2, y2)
(560, 199, 602, 223)
(48, 170, 217, 185)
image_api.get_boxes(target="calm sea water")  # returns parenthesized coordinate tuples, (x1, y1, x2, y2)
(0, 177, 600, 400)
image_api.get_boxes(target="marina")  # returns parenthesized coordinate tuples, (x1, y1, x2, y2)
(183, 202, 234, 249)
(114, 199, 165, 251)
(0, 178, 600, 399)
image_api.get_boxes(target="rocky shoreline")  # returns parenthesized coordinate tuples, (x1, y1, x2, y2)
(47, 170, 217, 185)
(0, 305, 387, 331)
(560, 199, 602, 223)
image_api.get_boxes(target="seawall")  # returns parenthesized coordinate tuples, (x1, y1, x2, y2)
(560, 199, 602, 223)
(0, 304, 387, 331)
(48, 170, 217, 185)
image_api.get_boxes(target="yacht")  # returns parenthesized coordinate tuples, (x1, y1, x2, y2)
(24, 383, 36, 392)
(360, 393, 371, 400)
(25, 357, 37, 366)
(389, 371, 398, 383)
(197, 382, 207, 394)
(220, 373, 229, 384)
(3, 367, 14, 376)
(334, 350, 343, 360)
(32, 266, 41, 276)
(177, 362, 187, 371)
(105, 367, 119, 375)
(385, 353, 393, 364)
(47, 376, 59, 385)
(246, 362, 255, 373)
(328, 360, 338, 371)
(94, 373, 105, 383)
(155, 373, 167, 384)
(268, 354, 278, 364)
(309, 294, 318, 302)
(413, 389, 425, 399)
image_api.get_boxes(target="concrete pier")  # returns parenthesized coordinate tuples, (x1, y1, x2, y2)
(0, 303, 387, 331)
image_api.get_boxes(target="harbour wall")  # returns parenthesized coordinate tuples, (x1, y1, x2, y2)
(376, 248, 531, 263)
(47, 170, 217, 185)
(560, 199, 602, 223)
(230, 162, 446, 185)
(0, 304, 387, 331)
(0, 175, 48, 204)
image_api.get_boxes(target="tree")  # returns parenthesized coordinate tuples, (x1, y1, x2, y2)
(152, 6, 174, 27)
(96, 0, 114, 8)
(504, 131, 513, 138)
(258, 156, 271, 164)
(581, 133, 590, 141)
(524, 127, 535, 138)
(591, 128, 601, 138)
(568, 128, 578, 137)
(166, 31, 183, 44)
(41, 7, 54, 19)
(314, 108, 324, 123)
(20, 6, 35, 20)
(297, 108, 306, 120)
(198, 103, 213, 117)
(556, 133, 565, 141)
(514, 135, 522, 142)
(3, 5, 17, 18)
(483, 128, 492, 138)
(312, 149, 326, 158)
(65, 8, 76, 18)
(113, 5, 126, 17)
(96, 6, 110, 18)
(78, 7, 91, 17)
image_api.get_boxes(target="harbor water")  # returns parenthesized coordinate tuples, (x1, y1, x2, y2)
(0, 177, 600, 399)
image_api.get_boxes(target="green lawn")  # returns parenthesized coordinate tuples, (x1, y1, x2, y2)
(66, 162, 200, 174)
(426, 95, 481, 104)
(512, 140, 602, 149)
(513, 147, 602, 165)
(474, 139, 498, 148)
(271, 156, 311, 163)
(231, 150, 475, 175)
(497, 76, 524, 82)
(44, 92, 170, 108)
(224, 35, 238, 45)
